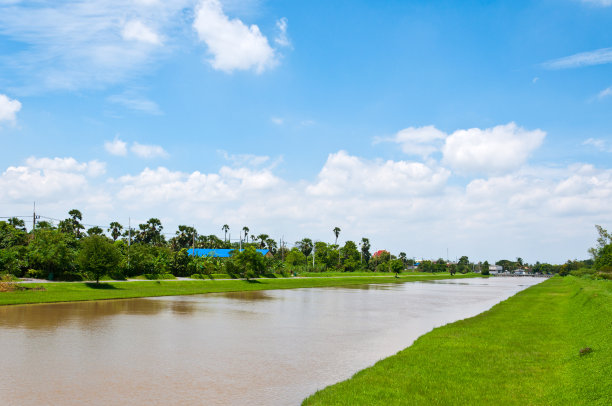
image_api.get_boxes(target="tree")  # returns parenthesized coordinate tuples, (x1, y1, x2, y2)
(77, 235, 121, 283)
(27, 229, 76, 280)
(35, 221, 55, 230)
(360, 238, 371, 263)
(108, 222, 123, 241)
(295, 238, 313, 257)
(458, 255, 470, 273)
(285, 247, 307, 267)
(173, 225, 196, 249)
(87, 226, 104, 236)
(389, 259, 404, 277)
(333, 227, 341, 245)
(589, 225, 612, 260)
(257, 234, 270, 249)
(135, 218, 165, 246)
(399, 252, 407, 265)
(481, 260, 490, 275)
(242, 226, 250, 243)
(340, 241, 361, 272)
(226, 245, 266, 279)
(7, 217, 26, 231)
(222, 224, 229, 242)
(59, 209, 85, 238)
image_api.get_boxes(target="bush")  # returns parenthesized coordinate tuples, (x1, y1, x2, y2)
(25, 269, 46, 279)
(144, 273, 176, 280)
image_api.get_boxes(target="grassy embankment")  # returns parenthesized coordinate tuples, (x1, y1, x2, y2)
(303, 276, 611, 405)
(0, 273, 478, 306)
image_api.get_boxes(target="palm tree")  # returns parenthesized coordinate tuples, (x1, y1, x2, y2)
(242, 226, 250, 243)
(222, 224, 229, 242)
(257, 234, 270, 249)
(108, 222, 123, 241)
(333, 227, 341, 245)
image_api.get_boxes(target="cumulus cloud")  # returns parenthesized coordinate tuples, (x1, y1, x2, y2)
(0, 94, 22, 124)
(104, 136, 128, 156)
(441, 123, 546, 175)
(378, 126, 447, 158)
(131, 142, 169, 158)
(542, 47, 612, 69)
(307, 151, 450, 196)
(193, 0, 278, 73)
(1, 151, 612, 263)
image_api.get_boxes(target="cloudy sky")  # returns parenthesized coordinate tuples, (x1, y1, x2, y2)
(1, 0, 611, 263)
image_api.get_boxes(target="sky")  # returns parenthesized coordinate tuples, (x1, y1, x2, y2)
(1, 0, 612, 264)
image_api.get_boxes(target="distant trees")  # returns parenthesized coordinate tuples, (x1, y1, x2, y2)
(108, 222, 123, 241)
(77, 235, 120, 283)
(222, 224, 229, 242)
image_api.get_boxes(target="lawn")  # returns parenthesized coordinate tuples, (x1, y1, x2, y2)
(0, 273, 481, 306)
(303, 276, 611, 405)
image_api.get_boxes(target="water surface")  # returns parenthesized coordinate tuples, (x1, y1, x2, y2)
(0, 277, 544, 405)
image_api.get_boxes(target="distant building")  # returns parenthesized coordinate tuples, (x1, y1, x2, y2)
(489, 265, 503, 275)
(188, 248, 273, 258)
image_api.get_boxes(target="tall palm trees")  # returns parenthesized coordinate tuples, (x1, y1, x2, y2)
(222, 224, 229, 242)
(242, 226, 250, 243)
(333, 227, 341, 245)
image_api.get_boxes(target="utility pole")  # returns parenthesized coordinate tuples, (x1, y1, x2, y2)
(312, 243, 315, 267)
(32, 202, 37, 230)
(192, 224, 196, 252)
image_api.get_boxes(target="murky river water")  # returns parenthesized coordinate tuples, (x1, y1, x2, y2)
(0, 277, 544, 405)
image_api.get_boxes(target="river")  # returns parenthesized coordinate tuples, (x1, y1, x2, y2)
(0, 277, 544, 405)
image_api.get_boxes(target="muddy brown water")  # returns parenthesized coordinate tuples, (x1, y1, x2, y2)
(0, 277, 544, 405)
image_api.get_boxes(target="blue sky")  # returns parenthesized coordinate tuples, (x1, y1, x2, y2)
(1, 0, 612, 263)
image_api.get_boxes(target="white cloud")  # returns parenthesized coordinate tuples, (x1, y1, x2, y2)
(271, 117, 284, 125)
(121, 20, 162, 45)
(542, 47, 612, 69)
(378, 126, 447, 158)
(219, 150, 271, 167)
(1, 151, 612, 263)
(193, 0, 278, 73)
(107, 92, 162, 115)
(0, 94, 22, 124)
(105, 136, 128, 156)
(441, 123, 546, 175)
(306, 151, 450, 197)
(0, 1, 189, 91)
(131, 142, 169, 158)
(274, 17, 291, 47)
(583, 137, 612, 152)
(597, 86, 612, 99)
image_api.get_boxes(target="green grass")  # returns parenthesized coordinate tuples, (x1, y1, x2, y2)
(0, 273, 481, 306)
(302, 276, 612, 405)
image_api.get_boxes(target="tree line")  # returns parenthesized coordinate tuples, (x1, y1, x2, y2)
(1, 210, 609, 282)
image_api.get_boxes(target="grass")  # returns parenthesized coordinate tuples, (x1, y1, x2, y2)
(302, 276, 612, 405)
(0, 273, 482, 306)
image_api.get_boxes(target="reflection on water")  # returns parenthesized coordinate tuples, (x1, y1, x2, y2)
(0, 277, 545, 405)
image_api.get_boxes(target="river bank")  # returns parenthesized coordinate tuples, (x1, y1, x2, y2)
(0, 273, 481, 306)
(302, 276, 611, 405)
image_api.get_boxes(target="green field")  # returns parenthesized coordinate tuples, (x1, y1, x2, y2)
(0, 273, 480, 306)
(303, 276, 611, 405)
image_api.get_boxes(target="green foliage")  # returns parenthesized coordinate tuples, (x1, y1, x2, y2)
(285, 247, 307, 266)
(593, 244, 612, 271)
(295, 238, 313, 257)
(77, 235, 121, 283)
(481, 260, 490, 275)
(227, 246, 266, 279)
(27, 229, 76, 279)
(389, 259, 404, 275)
